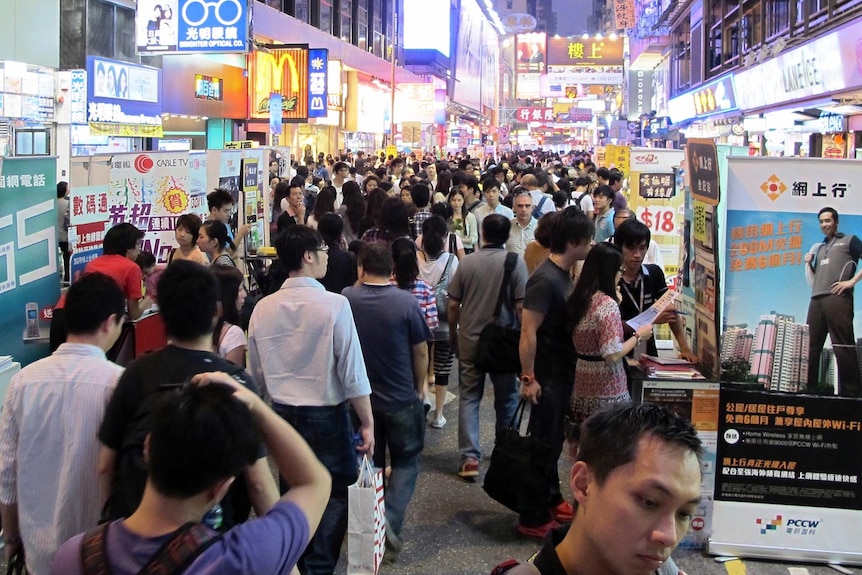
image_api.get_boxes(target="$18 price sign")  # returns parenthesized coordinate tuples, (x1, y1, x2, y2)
(636, 207, 678, 237)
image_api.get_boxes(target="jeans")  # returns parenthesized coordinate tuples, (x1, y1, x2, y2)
(519, 377, 573, 526)
(457, 352, 520, 462)
(372, 398, 425, 539)
(807, 294, 861, 396)
(273, 402, 357, 575)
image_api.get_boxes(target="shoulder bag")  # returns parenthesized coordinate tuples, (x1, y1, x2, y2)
(475, 252, 522, 374)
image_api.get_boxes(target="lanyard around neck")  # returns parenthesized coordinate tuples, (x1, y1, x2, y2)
(621, 272, 645, 313)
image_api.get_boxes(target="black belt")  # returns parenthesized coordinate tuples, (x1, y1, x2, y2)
(576, 353, 604, 362)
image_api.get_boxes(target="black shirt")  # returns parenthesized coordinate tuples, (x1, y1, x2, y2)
(320, 244, 357, 294)
(524, 258, 576, 383)
(618, 264, 667, 357)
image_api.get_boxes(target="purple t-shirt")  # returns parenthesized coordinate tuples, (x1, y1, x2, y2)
(50, 501, 309, 575)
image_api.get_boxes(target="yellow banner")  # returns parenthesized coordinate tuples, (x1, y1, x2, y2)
(89, 122, 164, 137)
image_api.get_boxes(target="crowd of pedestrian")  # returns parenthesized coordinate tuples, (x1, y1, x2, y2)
(4, 149, 704, 575)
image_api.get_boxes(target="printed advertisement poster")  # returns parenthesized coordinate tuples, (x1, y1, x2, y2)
(68, 184, 110, 283)
(0, 158, 59, 365)
(722, 157, 862, 394)
(641, 380, 720, 549)
(109, 152, 204, 263)
(711, 387, 862, 564)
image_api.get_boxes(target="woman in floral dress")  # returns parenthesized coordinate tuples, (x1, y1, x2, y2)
(566, 243, 654, 436)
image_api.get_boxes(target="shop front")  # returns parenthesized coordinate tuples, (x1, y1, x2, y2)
(733, 17, 862, 159)
(0, 60, 56, 158)
(160, 54, 248, 150)
(667, 73, 745, 147)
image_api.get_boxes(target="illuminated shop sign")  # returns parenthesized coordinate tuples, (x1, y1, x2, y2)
(136, 0, 250, 54)
(249, 46, 309, 122)
(194, 74, 223, 100)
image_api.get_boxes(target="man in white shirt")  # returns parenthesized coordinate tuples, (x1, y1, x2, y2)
(475, 179, 514, 244)
(507, 189, 538, 255)
(331, 161, 350, 208)
(0, 273, 125, 575)
(248, 225, 374, 575)
(521, 174, 555, 218)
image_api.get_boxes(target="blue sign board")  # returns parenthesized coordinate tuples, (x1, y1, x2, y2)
(86, 56, 162, 125)
(308, 48, 329, 119)
(269, 93, 283, 135)
(136, 0, 250, 54)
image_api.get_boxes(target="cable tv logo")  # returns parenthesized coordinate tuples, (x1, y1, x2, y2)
(756, 514, 820, 536)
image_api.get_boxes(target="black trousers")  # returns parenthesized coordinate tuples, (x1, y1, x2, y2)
(807, 294, 861, 397)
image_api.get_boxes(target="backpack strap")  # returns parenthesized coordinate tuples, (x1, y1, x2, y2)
(81, 522, 223, 575)
(492, 252, 518, 321)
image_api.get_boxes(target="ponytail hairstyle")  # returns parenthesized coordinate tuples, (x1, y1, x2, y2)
(391, 237, 419, 290)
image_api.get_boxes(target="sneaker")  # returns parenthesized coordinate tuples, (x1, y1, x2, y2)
(458, 458, 479, 479)
(517, 520, 560, 539)
(550, 500, 574, 523)
(431, 415, 447, 429)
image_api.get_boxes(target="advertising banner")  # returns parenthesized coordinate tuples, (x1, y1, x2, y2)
(69, 69, 87, 125)
(516, 33, 546, 74)
(544, 67, 624, 86)
(711, 387, 862, 565)
(86, 57, 162, 130)
(641, 380, 720, 549)
(395, 83, 436, 124)
(0, 61, 55, 123)
(452, 0, 487, 112)
(108, 152, 207, 263)
(0, 158, 59, 366)
(136, 0, 250, 54)
(722, 157, 862, 394)
(628, 69, 654, 119)
(249, 47, 309, 122)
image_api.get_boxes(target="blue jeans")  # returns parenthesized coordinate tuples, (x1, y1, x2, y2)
(519, 377, 573, 526)
(273, 402, 356, 575)
(457, 354, 520, 462)
(372, 398, 425, 539)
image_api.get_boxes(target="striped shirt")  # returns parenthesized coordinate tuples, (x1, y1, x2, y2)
(391, 279, 439, 331)
(0, 343, 123, 575)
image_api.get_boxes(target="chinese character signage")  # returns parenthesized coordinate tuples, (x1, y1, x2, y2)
(686, 139, 719, 206)
(194, 74, 223, 100)
(516, 33, 547, 73)
(69, 69, 87, 124)
(669, 75, 737, 124)
(515, 107, 555, 123)
(501, 12, 537, 34)
(638, 172, 676, 199)
(86, 57, 162, 129)
(711, 387, 862, 564)
(613, 0, 636, 29)
(249, 46, 309, 122)
(136, 0, 251, 54)
(307, 49, 328, 119)
(547, 37, 624, 67)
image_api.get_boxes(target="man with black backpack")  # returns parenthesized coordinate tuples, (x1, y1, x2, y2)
(52, 372, 331, 575)
(572, 177, 594, 220)
(97, 261, 278, 531)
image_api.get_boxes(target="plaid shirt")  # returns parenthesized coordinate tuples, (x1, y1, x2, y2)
(411, 209, 433, 239)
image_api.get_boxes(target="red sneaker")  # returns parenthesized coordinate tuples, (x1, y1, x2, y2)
(458, 458, 479, 479)
(517, 520, 560, 539)
(550, 500, 574, 523)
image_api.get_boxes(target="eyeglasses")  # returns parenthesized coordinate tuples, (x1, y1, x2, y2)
(312, 244, 330, 254)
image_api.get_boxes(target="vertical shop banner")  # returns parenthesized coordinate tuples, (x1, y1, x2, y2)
(307, 49, 328, 118)
(722, 157, 862, 393)
(69, 184, 111, 283)
(0, 158, 59, 365)
(711, 387, 862, 564)
(241, 156, 262, 252)
(642, 380, 720, 549)
(680, 140, 721, 378)
(109, 152, 202, 263)
(604, 144, 630, 175)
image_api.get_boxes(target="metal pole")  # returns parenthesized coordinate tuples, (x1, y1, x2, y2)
(390, 0, 397, 146)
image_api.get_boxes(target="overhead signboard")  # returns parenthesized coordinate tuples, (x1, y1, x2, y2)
(545, 67, 624, 85)
(403, 0, 450, 57)
(628, 69, 655, 119)
(516, 33, 547, 74)
(136, 0, 250, 54)
(86, 56, 162, 129)
(547, 37, 624, 67)
(668, 74, 737, 124)
(307, 48, 328, 118)
(502, 12, 537, 34)
(248, 46, 309, 122)
(0, 61, 55, 122)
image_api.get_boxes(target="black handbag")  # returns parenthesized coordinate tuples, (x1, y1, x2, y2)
(483, 400, 555, 512)
(475, 252, 522, 374)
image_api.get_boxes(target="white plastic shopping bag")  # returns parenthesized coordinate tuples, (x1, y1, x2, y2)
(347, 454, 386, 575)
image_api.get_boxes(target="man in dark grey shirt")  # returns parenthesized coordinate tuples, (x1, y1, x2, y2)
(805, 207, 862, 396)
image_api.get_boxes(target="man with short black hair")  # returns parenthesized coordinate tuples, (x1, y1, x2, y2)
(517, 208, 594, 538)
(390, 157, 406, 189)
(805, 207, 862, 396)
(608, 171, 628, 211)
(276, 179, 307, 232)
(592, 185, 616, 243)
(410, 182, 433, 239)
(499, 403, 703, 575)
(207, 188, 251, 257)
(460, 175, 484, 215)
(448, 214, 527, 479)
(474, 179, 514, 240)
(249, 225, 374, 574)
(342, 243, 431, 552)
(52, 373, 331, 575)
(332, 161, 350, 208)
(0, 274, 126, 575)
(98, 261, 278, 533)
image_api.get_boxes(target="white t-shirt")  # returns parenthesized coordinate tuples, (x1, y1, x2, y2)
(574, 191, 594, 214)
(218, 323, 247, 359)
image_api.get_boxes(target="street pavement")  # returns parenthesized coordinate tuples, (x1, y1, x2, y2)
(331, 376, 854, 575)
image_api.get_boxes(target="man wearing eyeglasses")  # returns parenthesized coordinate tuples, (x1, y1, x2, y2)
(248, 225, 375, 575)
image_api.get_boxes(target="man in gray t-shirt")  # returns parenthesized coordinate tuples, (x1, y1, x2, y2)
(805, 207, 862, 396)
(447, 214, 527, 479)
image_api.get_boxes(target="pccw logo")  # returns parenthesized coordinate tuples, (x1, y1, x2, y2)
(755, 515, 781, 534)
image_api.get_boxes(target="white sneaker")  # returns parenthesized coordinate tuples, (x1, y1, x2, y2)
(431, 415, 446, 429)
